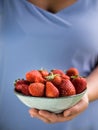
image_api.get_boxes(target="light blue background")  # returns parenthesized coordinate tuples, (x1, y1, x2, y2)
(0, 0, 98, 130)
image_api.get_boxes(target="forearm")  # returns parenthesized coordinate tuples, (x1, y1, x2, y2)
(86, 66, 98, 102)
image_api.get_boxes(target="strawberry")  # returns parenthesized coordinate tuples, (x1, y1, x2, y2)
(66, 67, 79, 77)
(25, 70, 45, 83)
(21, 84, 30, 95)
(52, 75, 62, 86)
(29, 83, 45, 97)
(45, 81, 59, 98)
(72, 76, 87, 94)
(51, 69, 70, 80)
(39, 69, 49, 78)
(14, 79, 30, 93)
(59, 79, 76, 96)
(45, 72, 62, 86)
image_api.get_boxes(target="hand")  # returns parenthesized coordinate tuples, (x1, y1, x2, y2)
(29, 93, 89, 124)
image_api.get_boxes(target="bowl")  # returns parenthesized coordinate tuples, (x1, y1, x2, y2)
(14, 89, 87, 113)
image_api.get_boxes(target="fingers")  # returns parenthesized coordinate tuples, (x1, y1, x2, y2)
(63, 94, 89, 120)
(29, 109, 52, 123)
(29, 109, 67, 123)
(38, 110, 67, 123)
(29, 94, 89, 123)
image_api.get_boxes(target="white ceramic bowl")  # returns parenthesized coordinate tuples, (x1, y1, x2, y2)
(14, 89, 87, 113)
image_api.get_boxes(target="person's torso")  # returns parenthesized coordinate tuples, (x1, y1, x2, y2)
(0, 0, 98, 130)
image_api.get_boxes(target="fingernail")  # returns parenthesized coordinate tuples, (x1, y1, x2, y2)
(39, 111, 43, 115)
(64, 111, 71, 117)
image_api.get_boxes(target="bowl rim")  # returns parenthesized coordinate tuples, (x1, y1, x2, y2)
(14, 88, 87, 100)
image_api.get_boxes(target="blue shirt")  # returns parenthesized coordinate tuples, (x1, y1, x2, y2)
(0, 0, 98, 130)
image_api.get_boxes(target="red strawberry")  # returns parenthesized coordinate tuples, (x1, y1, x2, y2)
(39, 69, 49, 78)
(25, 70, 45, 83)
(14, 79, 30, 93)
(59, 79, 76, 96)
(66, 67, 79, 77)
(51, 69, 70, 80)
(29, 83, 45, 97)
(52, 75, 62, 86)
(45, 81, 59, 98)
(72, 76, 87, 94)
(45, 72, 62, 86)
(21, 84, 30, 95)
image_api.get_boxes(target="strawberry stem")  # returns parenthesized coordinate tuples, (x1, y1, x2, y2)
(45, 72, 60, 80)
(71, 75, 79, 79)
